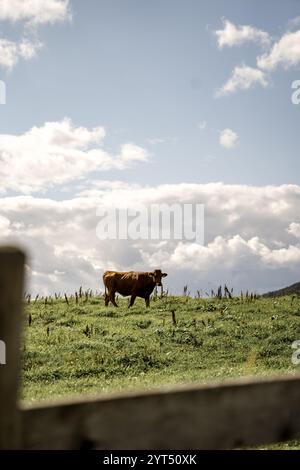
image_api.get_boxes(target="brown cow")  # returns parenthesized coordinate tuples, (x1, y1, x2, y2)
(103, 269, 168, 307)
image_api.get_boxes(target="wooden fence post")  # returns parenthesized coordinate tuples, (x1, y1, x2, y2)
(0, 247, 25, 449)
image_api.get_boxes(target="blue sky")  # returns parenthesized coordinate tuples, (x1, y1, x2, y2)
(1, 0, 300, 188)
(0, 0, 300, 294)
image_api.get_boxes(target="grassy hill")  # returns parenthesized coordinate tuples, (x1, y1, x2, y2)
(22, 293, 300, 400)
(21, 293, 300, 449)
(263, 282, 300, 298)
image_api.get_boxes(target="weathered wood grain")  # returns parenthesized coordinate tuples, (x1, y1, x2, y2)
(21, 374, 300, 450)
(0, 247, 25, 449)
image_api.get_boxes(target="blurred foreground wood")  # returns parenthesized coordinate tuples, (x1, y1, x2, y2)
(21, 375, 300, 449)
(0, 247, 25, 449)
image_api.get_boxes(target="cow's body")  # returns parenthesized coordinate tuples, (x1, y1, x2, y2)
(103, 270, 167, 307)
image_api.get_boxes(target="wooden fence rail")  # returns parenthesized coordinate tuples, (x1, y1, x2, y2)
(1, 247, 300, 449)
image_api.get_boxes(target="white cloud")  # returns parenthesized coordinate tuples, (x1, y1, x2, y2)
(288, 17, 300, 30)
(0, 214, 10, 236)
(257, 29, 300, 70)
(0, 0, 71, 26)
(219, 128, 238, 149)
(0, 38, 19, 70)
(147, 236, 300, 271)
(215, 18, 271, 48)
(119, 143, 149, 164)
(287, 223, 300, 239)
(19, 37, 42, 59)
(0, 0, 71, 70)
(214, 20, 300, 96)
(0, 37, 42, 70)
(1, 182, 300, 295)
(0, 118, 149, 193)
(216, 65, 269, 96)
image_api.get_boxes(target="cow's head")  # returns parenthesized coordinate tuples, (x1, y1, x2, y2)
(152, 269, 168, 286)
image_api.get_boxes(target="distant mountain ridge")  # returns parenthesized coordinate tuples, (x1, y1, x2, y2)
(263, 281, 300, 297)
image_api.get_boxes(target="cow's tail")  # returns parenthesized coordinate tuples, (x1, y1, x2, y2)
(103, 273, 108, 297)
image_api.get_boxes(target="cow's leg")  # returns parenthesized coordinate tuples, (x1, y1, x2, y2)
(129, 294, 137, 307)
(104, 285, 110, 306)
(111, 291, 118, 307)
(145, 296, 150, 308)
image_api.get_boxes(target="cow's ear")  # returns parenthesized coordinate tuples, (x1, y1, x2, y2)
(162, 273, 168, 277)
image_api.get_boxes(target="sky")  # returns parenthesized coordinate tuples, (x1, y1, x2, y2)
(0, 0, 300, 295)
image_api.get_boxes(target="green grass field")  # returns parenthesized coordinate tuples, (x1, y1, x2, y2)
(21, 293, 300, 448)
